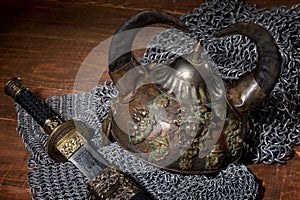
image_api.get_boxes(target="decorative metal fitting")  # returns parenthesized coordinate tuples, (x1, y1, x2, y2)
(56, 129, 87, 159)
(47, 120, 78, 162)
(46, 120, 94, 162)
(5, 78, 26, 99)
(44, 116, 64, 134)
(88, 165, 144, 200)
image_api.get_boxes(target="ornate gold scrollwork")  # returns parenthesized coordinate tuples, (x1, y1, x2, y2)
(129, 108, 156, 145)
(88, 165, 143, 200)
(175, 104, 213, 170)
(205, 145, 225, 171)
(56, 130, 87, 159)
(225, 120, 243, 156)
(148, 136, 170, 162)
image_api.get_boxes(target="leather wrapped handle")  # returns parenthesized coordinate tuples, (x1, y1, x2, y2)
(6, 78, 152, 199)
(5, 78, 57, 127)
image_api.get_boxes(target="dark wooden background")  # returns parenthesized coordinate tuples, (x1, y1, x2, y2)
(0, 0, 299, 199)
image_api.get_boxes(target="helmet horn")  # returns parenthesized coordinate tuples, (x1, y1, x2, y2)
(216, 22, 281, 113)
(108, 10, 188, 75)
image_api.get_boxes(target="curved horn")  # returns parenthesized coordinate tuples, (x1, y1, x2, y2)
(215, 22, 281, 113)
(108, 10, 188, 73)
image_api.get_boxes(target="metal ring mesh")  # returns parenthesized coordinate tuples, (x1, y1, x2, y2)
(16, 0, 299, 199)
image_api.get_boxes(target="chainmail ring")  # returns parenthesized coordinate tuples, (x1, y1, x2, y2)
(16, 0, 300, 199)
(17, 80, 258, 199)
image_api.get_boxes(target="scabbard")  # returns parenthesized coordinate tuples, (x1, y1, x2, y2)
(88, 165, 151, 200)
(5, 78, 152, 200)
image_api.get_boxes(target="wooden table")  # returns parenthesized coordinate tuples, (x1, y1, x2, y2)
(0, 0, 299, 199)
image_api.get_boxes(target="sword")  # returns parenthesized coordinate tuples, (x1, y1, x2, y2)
(5, 78, 151, 200)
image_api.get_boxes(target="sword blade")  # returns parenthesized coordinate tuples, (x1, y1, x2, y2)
(68, 143, 108, 180)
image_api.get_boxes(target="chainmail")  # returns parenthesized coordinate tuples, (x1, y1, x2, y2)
(16, 0, 299, 199)
(17, 81, 258, 199)
(141, 0, 300, 164)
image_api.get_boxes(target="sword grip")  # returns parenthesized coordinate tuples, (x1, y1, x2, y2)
(6, 78, 152, 200)
(5, 78, 57, 128)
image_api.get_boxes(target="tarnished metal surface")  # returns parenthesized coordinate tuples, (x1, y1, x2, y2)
(17, 82, 258, 199)
(110, 81, 246, 174)
(139, 1, 299, 165)
(88, 165, 145, 200)
(43, 116, 64, 134)
(14, 0, 299, 199)
(5, 78, 26, 99)
(107, 9, 280, 174)
(226, 73, 267, 114)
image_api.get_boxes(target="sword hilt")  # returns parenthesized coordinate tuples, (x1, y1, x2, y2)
(5, 78, 63, 134)
(5, 78, 152, 200)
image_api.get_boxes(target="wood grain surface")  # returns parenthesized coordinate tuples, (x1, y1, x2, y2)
(0, 0, 299, 199)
